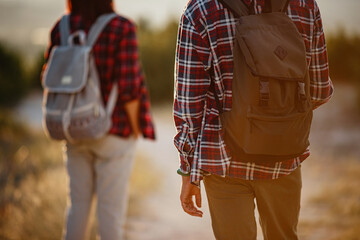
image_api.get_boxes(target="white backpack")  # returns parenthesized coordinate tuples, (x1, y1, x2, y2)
(42, 13, 118, 142)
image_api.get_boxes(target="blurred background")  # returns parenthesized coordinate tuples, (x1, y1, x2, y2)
(0, 0, 360, 239)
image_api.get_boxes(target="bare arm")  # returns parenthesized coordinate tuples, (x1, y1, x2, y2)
(124, 99, 141, 138)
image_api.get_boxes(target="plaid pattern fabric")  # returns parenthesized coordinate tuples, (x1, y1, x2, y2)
(174, 0, 333, 184)
(45, 13, 155, 140)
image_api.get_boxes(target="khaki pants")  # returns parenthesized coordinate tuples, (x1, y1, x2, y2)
(204, 167, 302, 240)
(62, 134, 136, 240)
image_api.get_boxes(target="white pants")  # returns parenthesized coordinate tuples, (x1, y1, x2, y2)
(62, 134, 137, 240)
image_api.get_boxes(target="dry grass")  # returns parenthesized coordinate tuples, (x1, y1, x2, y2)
(299, 158, 360, 240)
(128, 152, 162, 217)
(1, 169, 67, 240)
(0, 113, 160, 240)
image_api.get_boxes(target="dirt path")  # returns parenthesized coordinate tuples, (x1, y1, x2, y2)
(14, 94, 214, 240)
(126, 106, 214, 240)
(126, 85, 360, 240)
(15, 85, 360, 240)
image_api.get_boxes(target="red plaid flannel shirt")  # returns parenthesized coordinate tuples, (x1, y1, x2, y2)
(45, 13, 155, 140)
(174, 0, 334, 184)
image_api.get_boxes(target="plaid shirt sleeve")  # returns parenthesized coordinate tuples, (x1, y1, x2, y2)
(309, 3, 334, 109)
(174, 14, 211, 174)
(113, 21, 142, 103)
(109, 19, 155, 139)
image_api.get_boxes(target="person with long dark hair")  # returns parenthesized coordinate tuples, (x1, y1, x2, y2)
(43, 1, 155, 239)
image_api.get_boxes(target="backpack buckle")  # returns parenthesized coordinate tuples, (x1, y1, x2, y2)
(259, 79, 270, 107)
(297, 82, 307, 112)
(68, 30, 87, 46)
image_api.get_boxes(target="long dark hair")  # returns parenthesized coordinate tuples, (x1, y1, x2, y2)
(67, 0, 114, 22)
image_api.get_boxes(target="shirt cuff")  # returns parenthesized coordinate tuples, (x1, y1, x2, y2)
(174, 125, 194, 172)
(177, 168, 190, 176)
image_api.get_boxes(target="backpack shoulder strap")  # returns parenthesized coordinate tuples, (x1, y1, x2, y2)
(269, 0, 291, 13)
(218, 0, 250, 17)
(86, 13, 117, 47)
(60, 14, 70, 46)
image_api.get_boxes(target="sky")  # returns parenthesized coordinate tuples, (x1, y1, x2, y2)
(0, 0, 359, 59)
(115, 0, 360, 33)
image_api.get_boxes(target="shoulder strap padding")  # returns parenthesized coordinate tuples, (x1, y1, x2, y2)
(220, 0, 291, 15)
(59, 13, 117, 47)
(270, 0, 291, 13)
(60, 15, 70, 46)
(86, 13, 117, 47)
(219, 0, 250, 17)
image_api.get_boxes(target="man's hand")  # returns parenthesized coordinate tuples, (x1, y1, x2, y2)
(180, 176, 203, 217)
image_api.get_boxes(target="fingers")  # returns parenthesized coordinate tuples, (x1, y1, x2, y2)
(181, 199, 203, 217)
(195, 191, 202, 208)
(180, 192, 203, 217)
(180, 176, 203, 217)
(133, 129, 141, 139)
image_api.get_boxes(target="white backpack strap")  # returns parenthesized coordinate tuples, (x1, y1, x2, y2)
(86, 13, 118, 115)
(106, 83, 119, 115)
(60, 14, 71, 46)
(62, 94, 76, 143)
(86, 13, 117, 48)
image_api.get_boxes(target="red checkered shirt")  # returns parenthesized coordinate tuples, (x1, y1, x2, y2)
(45, 13, 155, 140)
(174, 0, 334, 184)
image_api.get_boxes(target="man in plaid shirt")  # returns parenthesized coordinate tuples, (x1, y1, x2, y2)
(174, 0, 333, 238)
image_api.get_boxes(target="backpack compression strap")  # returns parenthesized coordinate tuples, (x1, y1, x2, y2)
(86, 13, 117, 48)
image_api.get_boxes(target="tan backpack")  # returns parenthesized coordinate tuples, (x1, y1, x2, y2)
(219, 0, 313, 163)
(42, 13, 118, 142)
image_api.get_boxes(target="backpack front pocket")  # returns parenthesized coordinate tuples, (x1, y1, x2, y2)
(242, 110, 312, 157)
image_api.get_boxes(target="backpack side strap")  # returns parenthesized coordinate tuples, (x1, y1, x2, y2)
(218, 0, 250, 17)
(60, 14, 71, 46)
(86, 13, 118, 48)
